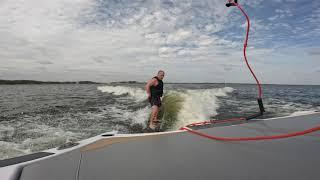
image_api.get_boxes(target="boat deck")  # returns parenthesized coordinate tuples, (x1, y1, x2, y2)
(2, 112, 320, 180)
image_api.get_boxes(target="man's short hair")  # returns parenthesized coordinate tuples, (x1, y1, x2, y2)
(158, 70, 165, 75)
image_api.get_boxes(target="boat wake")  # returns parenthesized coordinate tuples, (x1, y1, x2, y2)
(97, 85, 234, 130)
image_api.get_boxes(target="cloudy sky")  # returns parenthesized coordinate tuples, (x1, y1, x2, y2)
(0, 0, 319, 84)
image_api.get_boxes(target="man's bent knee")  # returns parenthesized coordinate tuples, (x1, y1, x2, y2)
(152, 105, 159, 110)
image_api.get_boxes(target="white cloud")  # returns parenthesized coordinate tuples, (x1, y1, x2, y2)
(166, 29, 192, 44)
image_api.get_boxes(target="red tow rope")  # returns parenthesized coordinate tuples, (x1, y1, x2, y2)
(180, 0, 320, 141)
(236, 4, 263, 99)
(180, 0, 256, 130)
(186, 117, 246, 127)
(228, 0, 262, 98)
(180, 126, 320, 141)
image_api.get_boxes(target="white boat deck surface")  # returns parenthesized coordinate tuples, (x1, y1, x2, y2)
(1, 112, 319, 180)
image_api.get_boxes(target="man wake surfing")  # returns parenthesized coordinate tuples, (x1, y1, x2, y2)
(145, 70, 165, 131)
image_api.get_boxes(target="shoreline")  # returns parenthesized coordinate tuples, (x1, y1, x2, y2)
(0, 80, 319, 86)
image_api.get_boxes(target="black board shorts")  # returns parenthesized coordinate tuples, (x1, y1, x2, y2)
(149, 96, 162, 107)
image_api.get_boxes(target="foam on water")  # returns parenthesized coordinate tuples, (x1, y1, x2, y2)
(0, 141, 29, 160)
(98, 85, 234, 130)
(98, 85, 147, 102)
(174, 87, 234, 129)
(0, 123, 83, 159)
(122, 107, 150, 126)
(289, 110, 318, 116)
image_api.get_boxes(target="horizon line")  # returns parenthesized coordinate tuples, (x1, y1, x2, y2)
(0, 79, 319, 86)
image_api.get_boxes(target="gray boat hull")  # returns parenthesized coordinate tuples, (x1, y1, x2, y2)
(2, 112, 320, 180)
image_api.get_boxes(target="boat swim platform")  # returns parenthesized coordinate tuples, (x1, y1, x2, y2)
(1, 112, 319, 180)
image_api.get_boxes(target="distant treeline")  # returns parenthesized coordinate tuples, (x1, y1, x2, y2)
(0, 80, 100, 85)
(110, 81, 143, 84)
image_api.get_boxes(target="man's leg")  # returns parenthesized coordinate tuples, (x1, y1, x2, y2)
(149, 105, 159, 128)
(153, 97, 161, 123)
(154, 107, 160, 122)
